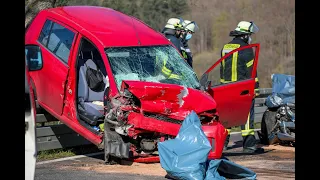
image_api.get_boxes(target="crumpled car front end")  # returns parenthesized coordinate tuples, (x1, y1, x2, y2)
(103, 80, 227, 163)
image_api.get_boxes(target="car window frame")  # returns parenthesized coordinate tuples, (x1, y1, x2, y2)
(36, 17, 78, 67)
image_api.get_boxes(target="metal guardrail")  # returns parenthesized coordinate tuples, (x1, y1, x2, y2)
(35, 88, 273, 151)
(254, 88, 272, 123)
(36, 123, 92, 151)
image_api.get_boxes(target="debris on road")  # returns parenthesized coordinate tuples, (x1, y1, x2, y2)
(158, 111, 257, 180)
(260, 74, 295, 146)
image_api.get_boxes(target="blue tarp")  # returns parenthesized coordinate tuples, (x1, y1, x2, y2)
(158, 111, 257, 180)
(205, 159, 256, 180)
(265, 74, 295, 108)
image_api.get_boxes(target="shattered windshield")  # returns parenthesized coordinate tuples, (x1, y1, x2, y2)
(105, 45, 200, 89)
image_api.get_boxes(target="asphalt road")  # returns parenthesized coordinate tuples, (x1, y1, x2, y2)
(35, 132, 295, 180)
(35, 168, 166, 180)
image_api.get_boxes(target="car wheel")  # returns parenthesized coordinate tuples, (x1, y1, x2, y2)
(260, 109, 277, 145)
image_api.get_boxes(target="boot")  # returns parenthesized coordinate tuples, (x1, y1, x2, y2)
(242, 135, 264, 154)
(223, 134, 230, 151)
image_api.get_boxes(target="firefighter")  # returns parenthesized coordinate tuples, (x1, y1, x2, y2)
(162, 18, 185, 56)
(181, 20, 199, 68)
(159, 18, 187, 80)
(221, 21, 263, 154)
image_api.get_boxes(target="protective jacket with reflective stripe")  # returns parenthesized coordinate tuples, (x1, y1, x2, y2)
(220, 37, 259, 91)
(181, 39, 193, 68)
(155, 51, 181, 80)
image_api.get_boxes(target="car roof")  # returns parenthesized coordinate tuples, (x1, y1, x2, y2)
(45, 6, 170, 47)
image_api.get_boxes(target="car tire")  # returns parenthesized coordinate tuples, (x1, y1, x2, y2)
(260, 109, 277, 145)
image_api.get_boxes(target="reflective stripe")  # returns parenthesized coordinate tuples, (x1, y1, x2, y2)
(241, 129, 255, 136)
(224, 44, 241, 49)
(180, 47, 186, 51)
(185, 48, 191, 52)
(162, 65, 171, 74)
(222, 44, 240, 82)
(182, 51, 188, 58)
(255, 77, 259, 82)
(246, 60, 254, 67)
(222, 49, 232, 55)
(231, 52, 238, 81)
(241, 112, 254, 136)
(246, 112, 250, 131)
(240, 27, 249, 32)
(162, 62, 172, 75)
(227, 129, 231, 134)
(255, 88, 260, 96)
(169, 74, 181, 79)
(160, 57, 181, 80)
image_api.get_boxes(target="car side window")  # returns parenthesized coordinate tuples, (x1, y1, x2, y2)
(38, 20, 53, 45)
(38, 19, 75, 64)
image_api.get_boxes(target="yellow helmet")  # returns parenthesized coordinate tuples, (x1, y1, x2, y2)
(164, 18, 183, 30)
(234, 21, 259, 34)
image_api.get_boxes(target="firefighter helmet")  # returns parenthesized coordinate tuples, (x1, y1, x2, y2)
(182, 20, 199, 33)
(164, 18, 183, 30)
(230, 21, 259, 36)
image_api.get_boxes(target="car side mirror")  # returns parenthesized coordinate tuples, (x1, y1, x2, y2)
(25, 46, 43, 71)
(199, 73, 208, 90)
(205, 80, 212, 91)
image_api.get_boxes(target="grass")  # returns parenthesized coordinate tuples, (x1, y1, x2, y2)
(36, 121, 61, 127)
(37, 144, 102, 161)
(37, 149, 76, 161)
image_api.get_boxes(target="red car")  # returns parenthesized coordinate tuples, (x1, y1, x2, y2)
(25, 6, 259, 163)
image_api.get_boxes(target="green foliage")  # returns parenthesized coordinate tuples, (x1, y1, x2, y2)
(101, 0, 189, 31)
(141, 0, 189, 31)
(55, 0, 69, 6)
(103, 0, 140, 18)
(66, 0, 102, 6)
(38, 0, 189, 31)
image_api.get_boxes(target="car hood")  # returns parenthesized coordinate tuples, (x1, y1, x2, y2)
(120, 80, 217, 120)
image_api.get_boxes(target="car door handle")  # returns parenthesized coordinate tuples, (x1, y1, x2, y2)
(240, 90, 249, 95)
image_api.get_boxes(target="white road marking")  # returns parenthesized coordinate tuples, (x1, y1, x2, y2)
(36, 152, 104, 165)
